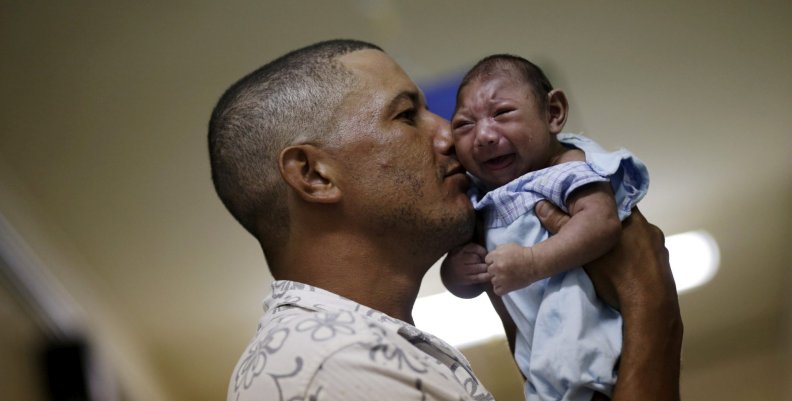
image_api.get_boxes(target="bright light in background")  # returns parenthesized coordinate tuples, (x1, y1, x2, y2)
(413, 291, 502, 348)
(666, 230, 720, 293)
(414, 230, 719, 347)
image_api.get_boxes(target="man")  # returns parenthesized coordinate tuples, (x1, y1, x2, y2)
(208, 39, 682, 401)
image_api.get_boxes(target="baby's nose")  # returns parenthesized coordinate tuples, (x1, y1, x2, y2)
(474, 124, 498, 147)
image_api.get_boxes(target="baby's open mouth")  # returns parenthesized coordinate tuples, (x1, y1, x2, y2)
(483, 154, 514, 170)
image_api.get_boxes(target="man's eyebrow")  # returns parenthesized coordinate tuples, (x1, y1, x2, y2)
(387, 90, 420, 115)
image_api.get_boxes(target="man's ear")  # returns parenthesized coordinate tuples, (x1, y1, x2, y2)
(545, 89, 569, 134)
(279, 144, 342, 203)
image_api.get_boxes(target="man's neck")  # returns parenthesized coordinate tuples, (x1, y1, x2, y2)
(278, 236, 433, 324)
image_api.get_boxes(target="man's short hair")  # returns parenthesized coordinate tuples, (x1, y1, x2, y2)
(208, 39, 382, 266)
(457, 54, 554, 109)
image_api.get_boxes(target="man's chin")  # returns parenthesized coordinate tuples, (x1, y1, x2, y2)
(408, 207, 475, 256)
(447, 209, 476, 248)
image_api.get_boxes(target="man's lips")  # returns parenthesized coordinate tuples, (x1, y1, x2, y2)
(443, 163, 470, 190)
(482, 153, 515, 170)
(444, 163, 466, 178)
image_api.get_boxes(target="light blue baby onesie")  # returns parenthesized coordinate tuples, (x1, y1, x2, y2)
(469, 133, 649, 401)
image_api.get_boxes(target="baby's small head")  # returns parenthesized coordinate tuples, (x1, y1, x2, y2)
(452, 54, 568, 189)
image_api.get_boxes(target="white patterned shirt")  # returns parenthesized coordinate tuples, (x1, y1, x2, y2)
(228, 280, 494, 401)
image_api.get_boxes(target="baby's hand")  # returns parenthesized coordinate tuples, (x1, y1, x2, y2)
(441, 243, 491, 298)
(486, 243, 538, 296)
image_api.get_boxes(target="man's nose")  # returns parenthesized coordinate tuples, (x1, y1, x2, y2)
(474, 122, 498, 147)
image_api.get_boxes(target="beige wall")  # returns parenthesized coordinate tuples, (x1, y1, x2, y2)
(682, 346, 788, 400)
(0, 162, 172, 401)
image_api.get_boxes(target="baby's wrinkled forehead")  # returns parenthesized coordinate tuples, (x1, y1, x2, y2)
(460, 72, 532, 105)
(468, 62, 532, 88)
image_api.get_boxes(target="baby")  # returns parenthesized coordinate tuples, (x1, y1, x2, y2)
(441, 54, 649, 401)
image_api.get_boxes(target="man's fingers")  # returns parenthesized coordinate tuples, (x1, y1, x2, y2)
(535, 200, 571, 234)
(465, 243, 488, 259)
(464, 262, 488, 274)
(472, 272, 493, 283)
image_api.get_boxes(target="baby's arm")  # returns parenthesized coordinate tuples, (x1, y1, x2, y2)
(487, 182, 621, 296)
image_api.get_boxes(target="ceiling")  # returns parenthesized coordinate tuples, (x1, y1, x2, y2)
(1, 1, 790, 400)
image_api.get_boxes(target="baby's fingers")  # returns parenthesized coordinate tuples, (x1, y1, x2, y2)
(491, 278, 509, 296)
(484, 251, 495, 265)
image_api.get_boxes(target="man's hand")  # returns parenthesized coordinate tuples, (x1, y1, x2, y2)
(441, 243, 490, 299)
(534, 200, 683, 401)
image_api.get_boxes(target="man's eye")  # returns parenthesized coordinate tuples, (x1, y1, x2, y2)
(397, 108, 417, 124)
(494, 108, 514, 117)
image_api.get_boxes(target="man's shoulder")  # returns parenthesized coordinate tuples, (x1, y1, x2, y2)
(263, 304, 393, 348)
(227, 305, 401, 400)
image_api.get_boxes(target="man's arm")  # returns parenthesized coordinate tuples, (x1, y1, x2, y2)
(535, 201, 683, 401)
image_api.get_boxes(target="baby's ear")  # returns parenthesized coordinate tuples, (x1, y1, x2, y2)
(279, 144, 342, 203)
(546, 89, 569, 134)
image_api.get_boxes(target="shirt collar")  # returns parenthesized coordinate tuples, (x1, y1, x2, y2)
(266, 280, 406, 329)
(264, 280, 467, 363)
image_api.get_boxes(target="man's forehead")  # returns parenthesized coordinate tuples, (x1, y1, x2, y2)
(339, 49, 416, 92)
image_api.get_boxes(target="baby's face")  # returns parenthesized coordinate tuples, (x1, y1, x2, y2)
(451, 75, 557, 189)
